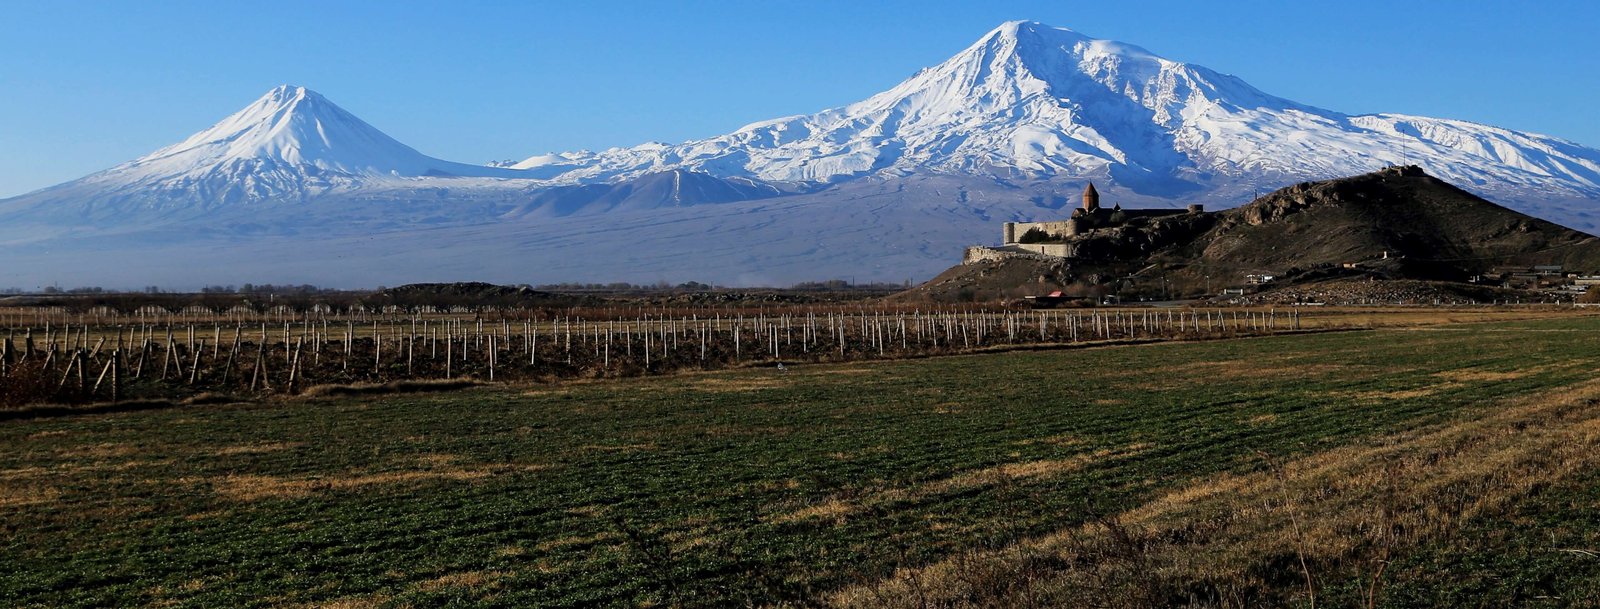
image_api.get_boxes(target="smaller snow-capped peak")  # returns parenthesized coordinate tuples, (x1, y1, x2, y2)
(125, 84, 509, 179)
(0, 85, 536, 219)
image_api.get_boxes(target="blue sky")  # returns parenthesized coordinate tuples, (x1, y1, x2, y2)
(3, 0, 1597, 197)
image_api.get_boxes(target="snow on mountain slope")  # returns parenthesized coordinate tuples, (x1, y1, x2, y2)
(4, 21, 1600, 288)
(139, 85, 516, 180)
(521, 21, 1600, 205)
(0, 86, 536, 225)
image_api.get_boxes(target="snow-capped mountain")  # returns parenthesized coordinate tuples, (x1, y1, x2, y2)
(0, 85, 541, 227)
(520, 21, 1600, 205)
(3, 21, 1600, 288)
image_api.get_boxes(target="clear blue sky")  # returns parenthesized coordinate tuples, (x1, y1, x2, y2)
(3, 0, 1597, 198)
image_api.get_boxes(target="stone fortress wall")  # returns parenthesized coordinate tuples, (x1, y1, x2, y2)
(965, 182, 1204, 264)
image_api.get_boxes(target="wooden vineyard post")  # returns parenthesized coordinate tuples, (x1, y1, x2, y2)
(286, 338, 303, 394)
(223, 331, 238, 386)
(189, 340, 204, 385)
(249, 340, 268, 393)
(111, 350, 121, 403)
(133, 339, 147, 379)
(92, 357, 114, 397)
(57, 350, 79, 392)
(159, 338, 173, 380)
(344, 321, 352, 372)
(1, 333, 11, 378)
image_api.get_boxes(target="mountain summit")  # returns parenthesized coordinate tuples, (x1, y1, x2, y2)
(1, 85, 526, 223)
(3, 23, 1600, 288)
(137, 85, 506, 180)
(523, 21, 1600, 206)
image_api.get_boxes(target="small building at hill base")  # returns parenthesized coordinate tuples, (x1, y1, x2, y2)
(974, 183, 1203, 261)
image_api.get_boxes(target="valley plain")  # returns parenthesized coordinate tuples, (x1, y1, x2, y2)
(5, 312, 1600, 607)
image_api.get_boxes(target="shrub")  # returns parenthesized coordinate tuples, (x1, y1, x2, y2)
(1018, 228, 1055, 244)
(0, 363, 62, 410)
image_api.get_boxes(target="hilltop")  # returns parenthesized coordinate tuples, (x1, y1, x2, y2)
(903, 166, 1600, 302)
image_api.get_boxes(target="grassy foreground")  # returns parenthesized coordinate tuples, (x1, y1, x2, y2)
(3, 317, 1600, 607)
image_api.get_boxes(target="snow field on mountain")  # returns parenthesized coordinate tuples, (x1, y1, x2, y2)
(2, 21, 1599, 287)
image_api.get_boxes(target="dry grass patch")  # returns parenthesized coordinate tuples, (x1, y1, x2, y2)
(213, 442, 303, 456)
(0, 483, 60, 508)
(56, 442, 140, 459)
(301, 379, 481, 398)
(183, 510, 230, 521)
(772, 498, 854, 524)
(414, 570, 503, 592)
(1430, 362, 1574, 383)
(808, 367, 875, 376)
(3, 458, 169, 481)
(772, 448, 1128, 526)
(1343, 386, 1451, 401)
(829, 377, 1600, 608)
(298, 593, 390, 609)
(1434, 369, 1529, 383)
(577, 443, 657, 453)
(214, 468, 494, 502)
(937, 452, 1114, 492)
(1145, 359, 1354, 390)
(535, 531, 623, 552)
(0, 466, 52, 480)
(567, 504, 609, 518)
(1017, 434, 1084, 448)
(685, 377, 793, 392)
(756, 478, 805, 491)
(414, 453, 464, 467)
(520, 388, 575, 398)
(695, 423, 795, 438)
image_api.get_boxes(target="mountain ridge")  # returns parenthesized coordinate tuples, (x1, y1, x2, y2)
(512, 21, 1600, 207)
(2, 21, 1600, 287)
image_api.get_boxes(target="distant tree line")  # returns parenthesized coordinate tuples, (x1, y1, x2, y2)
(6, 284, 341, 297)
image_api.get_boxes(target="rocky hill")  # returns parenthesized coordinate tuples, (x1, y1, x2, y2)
(903, 166, 1600, 302)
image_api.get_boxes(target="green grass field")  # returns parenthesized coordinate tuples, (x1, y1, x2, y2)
(4, 317, 1600, 607)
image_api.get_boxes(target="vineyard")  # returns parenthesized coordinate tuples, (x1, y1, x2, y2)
(1, 305, 1322, 408)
